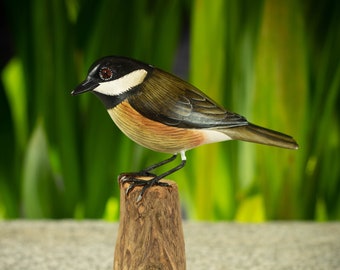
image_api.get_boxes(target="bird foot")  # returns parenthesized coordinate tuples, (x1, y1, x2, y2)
(118, 173, 169, 202)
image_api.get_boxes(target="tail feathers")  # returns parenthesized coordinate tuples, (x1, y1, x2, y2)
(222, 123, 299, 149)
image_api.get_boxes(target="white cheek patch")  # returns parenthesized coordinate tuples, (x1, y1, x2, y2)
(93, 69, 148, 96)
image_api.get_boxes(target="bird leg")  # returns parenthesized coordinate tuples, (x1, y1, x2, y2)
(119, 154, 177, 179)
(119, 153, 186, 202)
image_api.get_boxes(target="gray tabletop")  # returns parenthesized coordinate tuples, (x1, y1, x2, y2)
(0, 221, 339, 269)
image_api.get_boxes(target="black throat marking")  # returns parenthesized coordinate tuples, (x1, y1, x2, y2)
(93, 84, 143, 110)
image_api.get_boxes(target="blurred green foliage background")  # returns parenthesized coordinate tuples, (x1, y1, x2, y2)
(0, 0, 339, 221)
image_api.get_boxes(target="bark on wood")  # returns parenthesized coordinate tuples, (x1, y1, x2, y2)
(113, 177, 186, 270)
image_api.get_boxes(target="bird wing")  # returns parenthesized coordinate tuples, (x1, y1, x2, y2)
(128, 68, 248, 129)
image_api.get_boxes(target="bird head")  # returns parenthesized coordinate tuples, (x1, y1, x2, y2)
(71, 56, 152, 108)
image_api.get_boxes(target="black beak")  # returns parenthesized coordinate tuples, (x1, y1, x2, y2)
(71, 79, 99, 95)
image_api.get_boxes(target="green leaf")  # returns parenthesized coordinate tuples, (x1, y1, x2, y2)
(1, 58, 28, 150)
(21, 122, 54, 218)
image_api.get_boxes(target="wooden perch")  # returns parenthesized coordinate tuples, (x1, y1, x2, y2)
(113, 177, 186, 270)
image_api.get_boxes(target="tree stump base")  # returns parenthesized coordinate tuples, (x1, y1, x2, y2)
(113, 177, 186, 270)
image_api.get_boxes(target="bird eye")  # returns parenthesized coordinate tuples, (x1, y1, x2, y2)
(99, 67, 113, 81)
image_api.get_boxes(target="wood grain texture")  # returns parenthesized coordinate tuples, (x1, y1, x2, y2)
(114, 178, 186, 270)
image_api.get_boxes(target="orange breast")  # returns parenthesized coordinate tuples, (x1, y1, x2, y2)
(108, 100, 205, 154)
